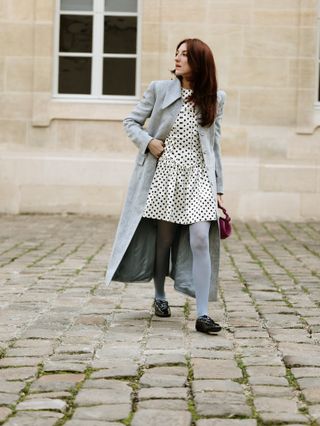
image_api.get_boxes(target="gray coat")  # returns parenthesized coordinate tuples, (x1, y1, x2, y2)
(105, 78, 226, 301)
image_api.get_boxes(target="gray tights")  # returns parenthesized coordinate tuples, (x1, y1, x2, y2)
(154, 220, 211, 317)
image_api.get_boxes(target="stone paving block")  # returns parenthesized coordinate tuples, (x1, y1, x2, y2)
(73, 404, 131, 421)
(25, 391, 71, 400)
(95, 346, 140, 360)
(43, 361, 87, 373)
(251, 385, 293, 397)
(237, 338, 272, 347)
(83, 379, 132, 390)
(29, 373, 85, 393)
(304, 317, 320, 326)
(291, 367, 320, 378)
(0, 357, 42, 367)
(242, 355, 283, 366)
(309, 404, 320, 420)
(190, 349, 234, 359)
(5, 411, 63, 426)
(228, 318, 261, 327)
(138, 398, 188, 410)
(0, 380, 26, 393)
(49, 353, 92, 362)
(240, 347, 277, 357)
(268, 329, 311, 343)
(140, 373, 186, 387)
(0, 393, 20, 405)
(296, 377, 320, 389)
(64, 326, 103, 340)
(250, 291, 284, 301)
(192, 359, 242, 380)
(192, 379, 243, 393)
(21, 329, 63, 339)
(264, 314, 303, 328)
(75, 386, 131, 406)
(132, 409, 192, 426)
(258, 306, 294, 314)
(55, 344, 95, 354)
(188, 334, 233, 350)
(234, 329, 269, 339)
(146, 336, 185, 349)
(284, 355, 320, 367)
(0, 407, 11, 422)
(75, 315, 108, 326)
(90, 364, 138, 377)
(16, 398, 67, 412)
(1, 367, 38, 381)
(258, 412, 309, 424)
(194, 391, 247, 406)
(144, 351, 187, 367)
(246, 366, 286, 377)
(12, 339, 55, 349)
(138, 386, 188, 400)
(145, 366, 187, 376)
(254, 396, 299, 413)
(196, 402, 251, 417)
(5, 347, 53, 357)
(302, 387, 320, 403)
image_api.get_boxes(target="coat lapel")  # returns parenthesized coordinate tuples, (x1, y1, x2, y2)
(161, 78, 182, 109)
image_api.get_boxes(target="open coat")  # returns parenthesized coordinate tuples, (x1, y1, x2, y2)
(105, 78, 226, 301)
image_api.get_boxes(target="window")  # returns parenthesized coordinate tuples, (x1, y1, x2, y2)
(54, 0, 140, 99)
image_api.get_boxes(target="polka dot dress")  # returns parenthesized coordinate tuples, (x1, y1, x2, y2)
(143, 87, 217, 225)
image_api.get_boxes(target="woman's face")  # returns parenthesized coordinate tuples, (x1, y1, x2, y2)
(175, 42, 192, 80)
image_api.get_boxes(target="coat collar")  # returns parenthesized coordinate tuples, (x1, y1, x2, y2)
(161, 78, 182, 109)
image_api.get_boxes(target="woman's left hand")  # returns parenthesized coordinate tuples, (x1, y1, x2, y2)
(217, 194, 223, 207)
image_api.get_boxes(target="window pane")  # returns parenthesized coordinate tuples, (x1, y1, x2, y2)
(59, 57, 91, 94)
(60, 15, 93, 53)
(104, 16, 137, 53)
(103, 58, 135, 95)
(61, 0, 93, 11)
(105, 0, 137, 12)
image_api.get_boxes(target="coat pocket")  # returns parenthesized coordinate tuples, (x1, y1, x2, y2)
(136, 153, 147, 166)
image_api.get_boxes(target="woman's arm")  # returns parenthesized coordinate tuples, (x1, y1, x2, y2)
(214, 91, 226, 195)
(123, 81, 157, 156)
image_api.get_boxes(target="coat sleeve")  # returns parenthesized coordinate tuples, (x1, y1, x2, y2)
(123, 81, 156, 155)
(214, 91, 226, 194)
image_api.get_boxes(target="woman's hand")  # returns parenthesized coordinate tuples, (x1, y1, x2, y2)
(147, 139, 164, 159)
(217, 194, 223, 207)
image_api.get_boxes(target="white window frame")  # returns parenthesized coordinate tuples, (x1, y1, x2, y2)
(53, 0, 141, 102)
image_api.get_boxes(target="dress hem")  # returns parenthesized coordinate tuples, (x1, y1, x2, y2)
(142, 214, 217, 226)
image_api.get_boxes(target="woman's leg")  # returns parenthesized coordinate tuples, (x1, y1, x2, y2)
(189, 221, 211, 317)
(154, 220, 177, 300)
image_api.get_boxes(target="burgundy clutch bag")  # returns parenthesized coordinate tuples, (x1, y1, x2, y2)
(218, 204, 232, 239)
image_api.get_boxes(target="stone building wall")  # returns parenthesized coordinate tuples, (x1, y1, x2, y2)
(0, 0, 319, 219)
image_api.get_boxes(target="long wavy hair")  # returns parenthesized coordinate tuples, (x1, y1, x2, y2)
(172, 38, 218, 127)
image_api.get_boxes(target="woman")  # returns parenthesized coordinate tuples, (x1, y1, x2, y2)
(106, 38, 226, 334)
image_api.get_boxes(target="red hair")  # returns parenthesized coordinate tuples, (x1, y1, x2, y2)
(173, 38, 218, 127)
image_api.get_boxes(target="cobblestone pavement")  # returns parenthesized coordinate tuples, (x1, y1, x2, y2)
(0, 215, 319, 426)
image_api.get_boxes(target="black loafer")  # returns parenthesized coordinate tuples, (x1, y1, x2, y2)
(196, 315, 221, 334)
(154, 299, 171, 317)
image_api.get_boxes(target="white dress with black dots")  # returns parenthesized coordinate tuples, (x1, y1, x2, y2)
(142, 87, 217, 225)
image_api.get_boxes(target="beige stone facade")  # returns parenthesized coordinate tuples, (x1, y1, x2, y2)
(0, 0, 320, 220)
